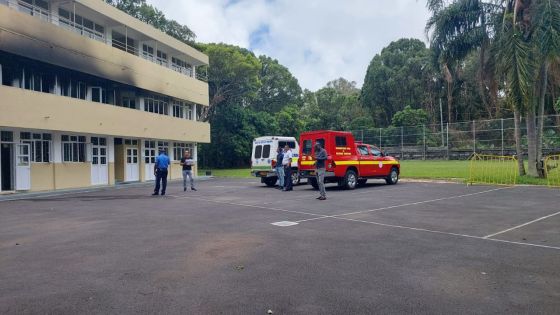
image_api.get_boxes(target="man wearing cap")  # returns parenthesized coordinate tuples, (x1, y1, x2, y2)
(152, 149, 170, 196)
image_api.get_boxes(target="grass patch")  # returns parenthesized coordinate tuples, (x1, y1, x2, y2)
(400, 160, 548, 185)
(198, 168, 251, 178)
(201, 160, 550, 186)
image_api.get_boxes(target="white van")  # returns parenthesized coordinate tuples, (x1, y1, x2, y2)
(251, 136, 300, 187)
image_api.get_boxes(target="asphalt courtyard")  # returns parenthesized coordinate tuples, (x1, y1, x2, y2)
(1, 178, 560, 314)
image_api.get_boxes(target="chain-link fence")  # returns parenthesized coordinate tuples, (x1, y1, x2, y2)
(351, 115, 560, 160)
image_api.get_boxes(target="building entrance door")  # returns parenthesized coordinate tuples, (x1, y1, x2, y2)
(1, 143, 14, 191)
(144, 141, 156, 181)
(91, 137, 109, 186)
(125, 147, 139, 182)
(15, 143, 31, 191)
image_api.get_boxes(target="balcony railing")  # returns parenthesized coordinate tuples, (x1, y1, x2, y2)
(4, 0, 208, 82)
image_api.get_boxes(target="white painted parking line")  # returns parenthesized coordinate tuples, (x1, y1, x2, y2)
(333, 217, 560, 251)
(483, 210, 560, 239)
(294, 186, 513, 223)
(271, 221, 299, 227)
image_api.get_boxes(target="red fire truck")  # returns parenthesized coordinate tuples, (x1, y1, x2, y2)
(298, 130, 400, 189)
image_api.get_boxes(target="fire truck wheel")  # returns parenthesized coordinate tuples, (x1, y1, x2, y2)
(309, 178, 319, 189)
(264, 177, 277, 187)
(386, 167, 399, 185)
(343, 170, 358, 190)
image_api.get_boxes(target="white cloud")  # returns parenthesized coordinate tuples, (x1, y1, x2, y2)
(148, 0, 431, 91)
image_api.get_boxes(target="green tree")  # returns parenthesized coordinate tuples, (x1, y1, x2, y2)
(106, 0, 196, 44)
(361, 38, 438, 127)
(253, 56, 303, 113)
(199, 43, 262, 122)
(391, 106, 429, 127)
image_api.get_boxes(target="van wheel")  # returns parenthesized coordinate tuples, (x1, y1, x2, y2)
(386, 167, 399, 185)
(309, 178, 319, 190)
(343, 170, 358, 190)
(357, 179, 367, 187)
(291, 171, 301, 186)
(264, 177, 277, 187)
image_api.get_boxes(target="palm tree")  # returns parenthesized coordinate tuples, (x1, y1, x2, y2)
(426, 0, 560, 178)
(496, 0, 560, 177)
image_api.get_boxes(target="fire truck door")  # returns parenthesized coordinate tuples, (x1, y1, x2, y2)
(357, 145, 374, 177)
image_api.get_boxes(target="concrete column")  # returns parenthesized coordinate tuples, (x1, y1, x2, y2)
(193, 143, 198, 177)
(52, 133, 62, 163)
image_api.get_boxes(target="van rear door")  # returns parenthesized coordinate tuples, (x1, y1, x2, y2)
(252, 139, 274, 172)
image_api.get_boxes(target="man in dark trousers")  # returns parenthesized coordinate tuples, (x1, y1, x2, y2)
(275, 146, 285, 190)
(314, 142, 328, 200)
(152, 149, 170, 196)
(282, 144, 293, 191)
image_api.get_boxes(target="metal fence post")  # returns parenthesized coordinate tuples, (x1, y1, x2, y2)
(400, 126, 404, 160)
(361, 130, 364, 143)
(472, 120, 476, 154)
(379, 128, 382, 149)
(501, 118, 504, 156)
(446, 122, 449, 160)
(423, 124, 426, 160)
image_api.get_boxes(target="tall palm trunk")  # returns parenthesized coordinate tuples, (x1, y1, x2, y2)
(536, 62, 549, 177)
(443, 63, 454, 123)
(514, 108, 526, 176)
(526, 100, 539, 177)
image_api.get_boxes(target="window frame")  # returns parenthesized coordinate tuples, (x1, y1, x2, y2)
(61, 134, 87, 163)
(20, 132, 52, 163)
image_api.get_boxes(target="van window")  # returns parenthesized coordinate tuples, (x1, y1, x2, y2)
(254, 145, 262, 159)
(262, 145, 271, 158)
(335, 136, 347, 147)
(302, 140, 312, 155)
(278, 141, 296, 149)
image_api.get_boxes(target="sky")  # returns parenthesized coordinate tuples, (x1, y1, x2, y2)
(147, 0, 431, 91)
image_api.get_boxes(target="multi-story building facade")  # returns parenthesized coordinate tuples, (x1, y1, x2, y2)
(0, 0, 210, 192)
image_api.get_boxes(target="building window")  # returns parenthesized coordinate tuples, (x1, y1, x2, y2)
(58, 9, 105, 42)
(173, 143, 192, 161)
(1, 131, 14, 142)
(186, 104, 193, 120)
(172, 101, 184, 118)
(124, 139, 138, 146)
(158, 141, 169, 155)
(90, 87, 106, 103)
(20, 132, 51, 162)
(144, 96, 168, 115)
(61, 135, 86, 162)
(142, 44, 154, 61)
(120, 97, 136, 109)
(171, 57, 192, 76)
(156, 50, 168, 66)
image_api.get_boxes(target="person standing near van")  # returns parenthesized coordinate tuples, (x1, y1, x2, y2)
(180, 151, 197, 192)
(152, 149, 170, 196)
(275, 146, 285, 189)
(282, 145, 293, 191)
(315, 143, 328, 200)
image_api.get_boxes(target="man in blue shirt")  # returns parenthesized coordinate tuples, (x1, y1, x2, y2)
(152, 149, 170, 196)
